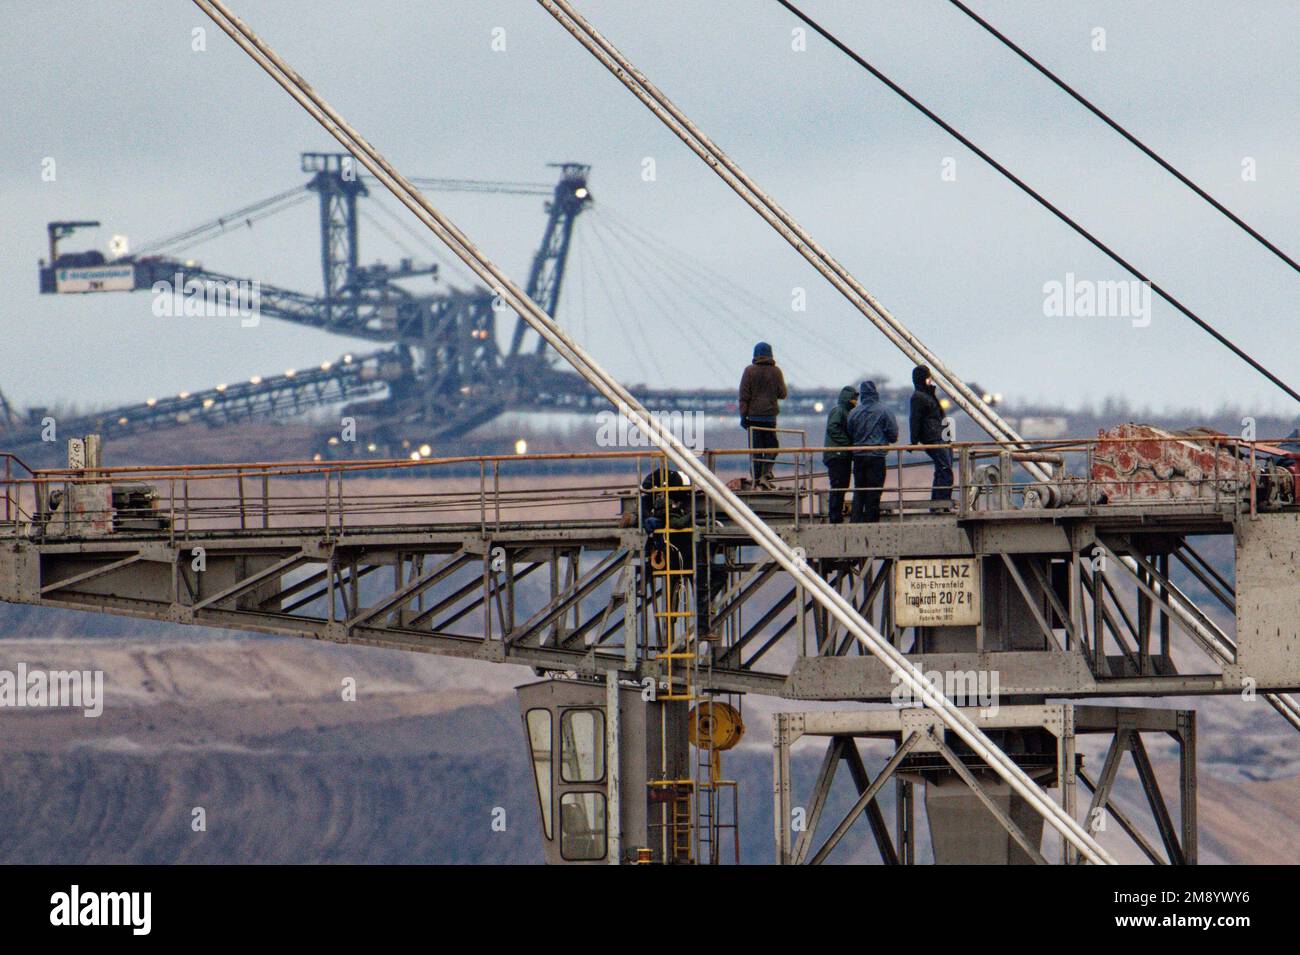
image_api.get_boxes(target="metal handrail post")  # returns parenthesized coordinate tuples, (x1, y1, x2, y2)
(897, 447, 903, 523)
(958, 447, 970, 518)
(1086, 445, 1094, 516)
(999, 450, 1012, 510)
(1249, 441, 1257, 518)
(793, 449, 800, 529)
(1213, 439, 1220, 513)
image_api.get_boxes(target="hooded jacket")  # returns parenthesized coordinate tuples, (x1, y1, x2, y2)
(909, 365, 945, 446)
(739, 355, 787, 421)
(822, 386, 857, 464)
(846, 381, 899, 458)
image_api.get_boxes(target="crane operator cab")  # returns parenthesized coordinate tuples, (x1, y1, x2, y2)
(516, 676, 691, 865)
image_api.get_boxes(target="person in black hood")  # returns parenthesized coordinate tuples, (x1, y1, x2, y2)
(909, 365, 953, 501)
(822, 385, 857, 523)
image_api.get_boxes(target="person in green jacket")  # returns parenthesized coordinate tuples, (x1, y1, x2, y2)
(822, 386, 858, 524)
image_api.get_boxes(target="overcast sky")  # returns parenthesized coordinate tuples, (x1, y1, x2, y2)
(3, 0, 1297, 419)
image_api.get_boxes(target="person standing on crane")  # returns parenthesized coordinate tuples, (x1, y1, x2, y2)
(822, 386, 858, 523)
(847, 380, 898, 523)
(910, 365, 953, 502)
(739, 341, 787, 488)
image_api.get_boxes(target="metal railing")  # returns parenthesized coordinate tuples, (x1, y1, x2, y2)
(706, 431, 1287, 523)
(0, 452, 38, 525)
(0, 433, 1291, 540)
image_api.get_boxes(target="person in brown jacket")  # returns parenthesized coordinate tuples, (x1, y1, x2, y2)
(738, 341, 787, 486)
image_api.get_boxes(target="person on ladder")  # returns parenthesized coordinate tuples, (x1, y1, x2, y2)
(638, 470, 725, 641)
(738, 341, 787, 489)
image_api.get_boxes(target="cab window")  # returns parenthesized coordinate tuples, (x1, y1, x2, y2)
(524, 708, 553, 838)
(560, 708, 605, 783)
(560, 792, 607, 861)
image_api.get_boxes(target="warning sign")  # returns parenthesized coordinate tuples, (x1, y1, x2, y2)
(894, 557, 981, 628)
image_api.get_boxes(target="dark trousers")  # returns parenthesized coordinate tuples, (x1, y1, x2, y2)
(826, 457, 852, 523)
(851, 455, 886, 523)
(748, 423, 779, 482)
(926, 446, 954, 501)
(695, 542, 726, 635)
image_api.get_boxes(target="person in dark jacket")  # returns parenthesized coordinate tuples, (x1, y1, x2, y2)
(909, 365, 953, 501)
(739, 341, 787, 486)
(822, 385, 857, 523)
(846, 380, 898, 523)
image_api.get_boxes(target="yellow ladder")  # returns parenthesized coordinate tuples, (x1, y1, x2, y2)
(647, 779, 696, 864)
(649, 458, 697, 702)
(668, 781, 695, 863)
(647, 458, 699, 862)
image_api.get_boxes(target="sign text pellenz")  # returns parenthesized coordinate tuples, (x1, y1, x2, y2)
(893, 557, 981, 627)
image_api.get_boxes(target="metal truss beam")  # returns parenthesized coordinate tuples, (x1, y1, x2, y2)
(346, 550, 468, 630)
(806, 733, 918, 865)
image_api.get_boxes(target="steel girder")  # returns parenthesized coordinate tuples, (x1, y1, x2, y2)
(1, 508, 1296, 702)
(773, 705, 1196, 865)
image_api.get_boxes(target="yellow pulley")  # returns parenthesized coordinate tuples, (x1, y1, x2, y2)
(688, 701, 745, 751)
